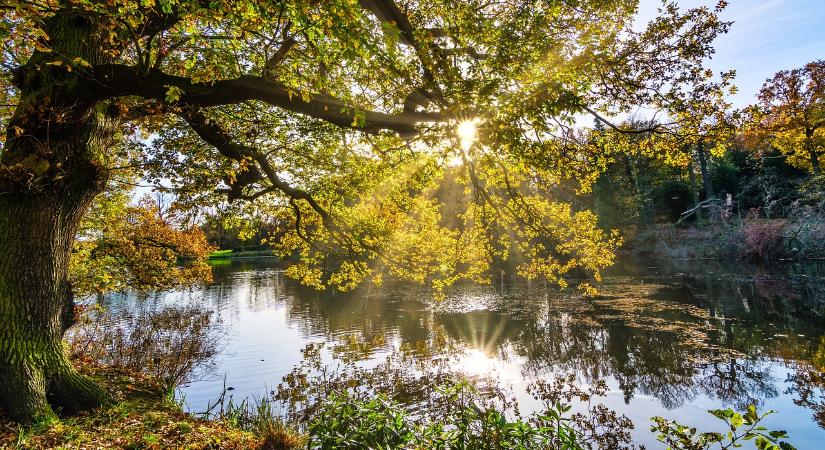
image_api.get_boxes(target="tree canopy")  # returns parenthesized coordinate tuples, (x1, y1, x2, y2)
(749, 60, 825, 174)
(0, 0, 741, 424)
(0, 0, 732, 294)
(3, 1, 737, 291)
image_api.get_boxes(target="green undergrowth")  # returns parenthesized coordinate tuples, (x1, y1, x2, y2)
(0, 363, 303, 450)
(0, 361, 797, 450)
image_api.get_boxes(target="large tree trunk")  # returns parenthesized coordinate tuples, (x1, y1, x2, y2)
(0, 192, 110, 422)
(0, 11, 117, 423)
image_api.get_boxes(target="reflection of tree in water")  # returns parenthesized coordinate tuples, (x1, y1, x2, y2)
(208, 258, 825, 422)
(785, 337, 825, 427)
(277, 280, 783, 412)
(788, 367, 825, 427)
(512, 303, 775, 410)
(696, 358, 777, 410)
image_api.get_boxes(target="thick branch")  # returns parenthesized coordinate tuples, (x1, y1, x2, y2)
(358, 0, 416, 45)
(358, 0, 445, 105)
(88, 64, 441, 135)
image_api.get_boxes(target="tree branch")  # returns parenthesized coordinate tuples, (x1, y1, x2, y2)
(89, 64, 442, 135)
(358, 0, 445, 105)
(179, 108, 336, 230)
(580, 104, 666, 135)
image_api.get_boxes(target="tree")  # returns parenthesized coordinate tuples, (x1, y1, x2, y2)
(678, 72, 737, 201)
(69, 193, 214, 301)
(588, 67, 738, 225)
(668, 71, 737, 222)
(0, 0, 728, 422)
(754, 60, 825, 175)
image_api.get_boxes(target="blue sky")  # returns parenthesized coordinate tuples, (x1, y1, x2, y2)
(637, 0, 825, 108)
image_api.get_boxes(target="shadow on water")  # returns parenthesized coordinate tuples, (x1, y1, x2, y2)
(107, 256, 825, 447)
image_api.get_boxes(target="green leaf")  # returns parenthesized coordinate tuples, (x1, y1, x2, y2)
(164, 85, 184, 103)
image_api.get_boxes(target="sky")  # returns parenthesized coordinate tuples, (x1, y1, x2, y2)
(636, 0, 825, 108)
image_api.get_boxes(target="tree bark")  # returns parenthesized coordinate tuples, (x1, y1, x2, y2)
(0, 11, 116, 423)
(688, 157, 703, 223)
(811, 152, 821, 175)
(0, 194, 111, 422)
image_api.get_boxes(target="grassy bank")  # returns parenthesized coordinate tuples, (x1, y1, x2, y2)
(0, 364, 302, 450)
(208, 249, 277, 260)
(628, 219, 825, 261)
(0, 361, 796, 449)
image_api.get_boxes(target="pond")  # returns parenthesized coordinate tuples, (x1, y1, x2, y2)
(105, 256, 825, 448)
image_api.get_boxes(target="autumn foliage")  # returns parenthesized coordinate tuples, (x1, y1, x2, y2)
(70, 196, 214, 298)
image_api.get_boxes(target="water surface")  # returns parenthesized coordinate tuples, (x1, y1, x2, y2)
(110, 257, 825, 448)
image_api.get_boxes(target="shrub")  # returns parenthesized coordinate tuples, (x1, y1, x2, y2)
(306, 383, 584, 450)
(739, 220, 787, 261)
(651, 405, 795, 450)
(654, 180, 695, 223)
(709, 159, 740, 198)
(67, 304, 220, 389)
(796, 175, 825, 212)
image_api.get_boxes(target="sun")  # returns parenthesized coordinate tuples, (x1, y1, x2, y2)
(456, 119, 479, 152)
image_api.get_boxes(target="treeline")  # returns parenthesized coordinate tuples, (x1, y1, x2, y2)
(589, 60, 825, 260)
(591, 144, 818, 226)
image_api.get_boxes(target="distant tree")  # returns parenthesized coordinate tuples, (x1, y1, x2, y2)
(70, 193, 214, 301)
(591, 69, 738, 223)
(674, 71, 738, 203)
(753, 60, 825, 174)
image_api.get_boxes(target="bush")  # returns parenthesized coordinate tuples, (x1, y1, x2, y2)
(709, 159, 740, 198)
(67, 304, 220, 389)
(306, 383, 584, 450)
(796, 175, 825, 212)
(739, 220, 787, 261)
(307, 388, 796, 450)
(737, 152, 807, 218)
(651, 405, 795, 450)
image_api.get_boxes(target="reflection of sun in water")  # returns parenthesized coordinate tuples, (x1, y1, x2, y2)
(453, 347, 523, 382)
(458, 348, 497, 375)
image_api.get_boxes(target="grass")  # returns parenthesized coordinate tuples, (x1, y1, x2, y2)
(0, 364, 303, 450)
(208, 249, 235, 259)
(207, 249, 277, 260)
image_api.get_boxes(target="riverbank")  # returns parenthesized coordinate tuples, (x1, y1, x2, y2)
(0, 359, 798, 450)
(208, 249, 277, 260)
(627, 219, 825, 261)
(0, 363, 303, 449)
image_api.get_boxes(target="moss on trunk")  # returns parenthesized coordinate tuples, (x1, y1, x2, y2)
(0, 195, 111, 423)
(0, 9, 119, 423)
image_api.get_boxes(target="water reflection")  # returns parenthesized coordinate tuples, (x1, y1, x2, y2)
(111, 257, 825, 447)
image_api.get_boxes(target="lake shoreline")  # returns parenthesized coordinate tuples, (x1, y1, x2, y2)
(624, 220, 825, 262)
(0, 363, 301, 449)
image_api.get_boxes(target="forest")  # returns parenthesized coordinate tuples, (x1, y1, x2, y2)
(0, 0, 822, 449)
